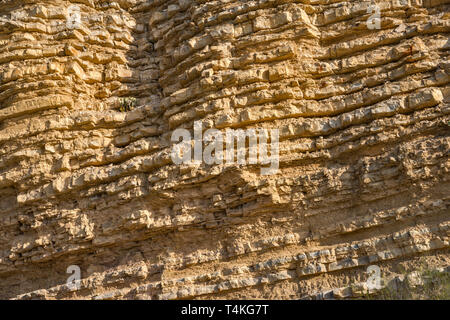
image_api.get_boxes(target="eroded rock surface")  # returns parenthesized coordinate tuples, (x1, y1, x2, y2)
(0, 0, 449, 299)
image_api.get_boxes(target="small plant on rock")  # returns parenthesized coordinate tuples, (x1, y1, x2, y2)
(118, 97, 137, 112)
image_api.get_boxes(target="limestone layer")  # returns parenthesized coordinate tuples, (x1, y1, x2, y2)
(0, 0, 449, 299)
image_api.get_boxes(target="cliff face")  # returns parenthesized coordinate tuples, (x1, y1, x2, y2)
(0, 0, 449, 299)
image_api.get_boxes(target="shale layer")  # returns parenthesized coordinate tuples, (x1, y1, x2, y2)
(0, 0, 449, 299)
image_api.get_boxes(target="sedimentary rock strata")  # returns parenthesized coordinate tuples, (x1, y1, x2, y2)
(0, 0, 449, 299)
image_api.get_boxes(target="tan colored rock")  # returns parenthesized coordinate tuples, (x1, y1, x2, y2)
(0, 0, 449, 300)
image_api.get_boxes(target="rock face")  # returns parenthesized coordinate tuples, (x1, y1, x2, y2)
(0, 0, 449, 300)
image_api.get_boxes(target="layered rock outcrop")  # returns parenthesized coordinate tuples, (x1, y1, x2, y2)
(0, 0, 449, 299)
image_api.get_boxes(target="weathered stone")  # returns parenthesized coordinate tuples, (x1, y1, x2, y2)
(0, 0, 448, 301)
